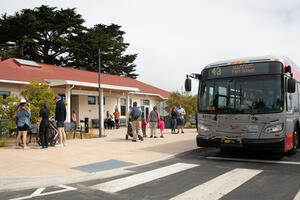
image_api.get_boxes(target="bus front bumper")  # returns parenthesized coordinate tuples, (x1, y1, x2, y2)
(196, 135, 285, 152)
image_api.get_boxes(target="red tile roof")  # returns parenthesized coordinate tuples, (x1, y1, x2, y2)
(0, 58, 170, 98)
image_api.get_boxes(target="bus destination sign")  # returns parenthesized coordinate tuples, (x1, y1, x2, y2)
(203, 62, 282, 79)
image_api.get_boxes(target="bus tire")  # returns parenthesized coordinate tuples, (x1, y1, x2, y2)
(289, 127, 299, 154)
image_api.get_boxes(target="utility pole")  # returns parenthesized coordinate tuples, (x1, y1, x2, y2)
(98, 49, 102, 137)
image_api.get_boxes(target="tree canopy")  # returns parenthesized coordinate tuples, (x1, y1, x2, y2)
(0, 5, 138, 78)
(165, 92, 197, 123)
(21, 81, 56, 124)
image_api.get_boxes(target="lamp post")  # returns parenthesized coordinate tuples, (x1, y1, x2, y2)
(98, 49, 102, 137)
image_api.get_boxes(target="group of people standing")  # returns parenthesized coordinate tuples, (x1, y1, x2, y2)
(15, 95, 67, 149)
(129, 102, 184, 142)
(130, 102, 165, 142)
(171, 104, 186, 134)
(105, 108, 120, 129)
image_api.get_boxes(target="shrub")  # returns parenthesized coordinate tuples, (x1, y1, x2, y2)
(21, 81, 55, 124)
(0, 137, 7, 147)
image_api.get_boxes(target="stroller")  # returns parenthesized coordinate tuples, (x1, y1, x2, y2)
(48, 116, 59, 146)
(126, 121, 143, 141)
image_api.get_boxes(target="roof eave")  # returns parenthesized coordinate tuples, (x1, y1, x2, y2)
(45, 79, 140, 92)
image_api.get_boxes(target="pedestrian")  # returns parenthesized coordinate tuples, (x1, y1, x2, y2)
(130, 102, 143, 142)
(106, 111, 113, 119)
(141, 118, 147, 137)
(147, 106, 160, 138)
(16, 98, 31, 149)
(158, 116, 165, 138)
(14, 102, 21, 144)
(71, 110, 77, 133)
(55, 95, 67, 147)
(171, 106, 177, 134)
(38, 101, 50, 149)
(113, 108, 120, 129)
(176, 104, 186, 134)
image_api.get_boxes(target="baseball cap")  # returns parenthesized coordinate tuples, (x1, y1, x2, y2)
(20, 98, 27, 103)
(55, 95, 61, 100)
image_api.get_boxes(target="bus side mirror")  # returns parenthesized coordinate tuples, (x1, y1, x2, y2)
(185, 78, 191, 92)
(288, 78, 296, 93)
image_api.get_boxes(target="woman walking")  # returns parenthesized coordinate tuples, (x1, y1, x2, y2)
(171, 106, 177, 134)
(16, 99, 31, 149)
(147, 106, 160, 138)
(38, 101, 50, 149)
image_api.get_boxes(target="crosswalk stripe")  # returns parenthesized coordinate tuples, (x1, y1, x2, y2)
(170, 168, 263, 200)
(91, 163, 199, 193)
(294, 189, 300, 200)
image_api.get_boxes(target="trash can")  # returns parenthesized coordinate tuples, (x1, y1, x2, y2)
(84, 117, 89, 133)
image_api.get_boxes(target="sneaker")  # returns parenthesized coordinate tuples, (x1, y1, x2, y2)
(138, 135, 143, 141)
(177, 131, 179, 134)
(160, 135, 164, 138)
(132, 140, 137, 142)
(181, 131, 184, 134)
(56, 144, 63, 147)
(154, 136, 157, 138)
(150, 135, 153, 138)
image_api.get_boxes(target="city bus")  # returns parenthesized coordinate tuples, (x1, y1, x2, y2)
(185, 55, 300, 153)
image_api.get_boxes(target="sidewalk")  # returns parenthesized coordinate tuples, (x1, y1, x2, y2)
(0, 128, 198, 191)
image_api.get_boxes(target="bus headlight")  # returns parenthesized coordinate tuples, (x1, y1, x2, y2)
(198, 124, 209, 132)
(264, 124, 283, 133)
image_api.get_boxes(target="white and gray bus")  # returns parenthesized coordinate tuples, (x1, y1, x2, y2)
(185, 55, 300, 153)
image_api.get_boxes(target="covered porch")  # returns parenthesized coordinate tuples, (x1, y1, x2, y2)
(46, 79, 140, 127)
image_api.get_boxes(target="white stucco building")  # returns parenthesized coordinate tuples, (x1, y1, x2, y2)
(0, 58, 170, 127)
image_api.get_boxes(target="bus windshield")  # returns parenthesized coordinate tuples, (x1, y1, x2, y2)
(198, 75, 283, 114)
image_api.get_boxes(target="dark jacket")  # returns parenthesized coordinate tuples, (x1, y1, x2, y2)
(55, 100, 66, 122)
(171, 110, 177, 119)
(40, 107, 50, 127)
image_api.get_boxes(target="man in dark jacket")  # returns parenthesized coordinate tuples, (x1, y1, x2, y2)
(55, 95, 67, 147)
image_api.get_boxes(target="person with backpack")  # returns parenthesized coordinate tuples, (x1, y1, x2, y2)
(147, 106, 160, 138)
(130, 102, 143, 142)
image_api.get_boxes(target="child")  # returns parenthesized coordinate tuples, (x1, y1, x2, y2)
(158, 117, 165, 138)
(141, 118, 147, 137)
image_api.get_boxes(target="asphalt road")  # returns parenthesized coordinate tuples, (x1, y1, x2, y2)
(2, 148, 300, 200)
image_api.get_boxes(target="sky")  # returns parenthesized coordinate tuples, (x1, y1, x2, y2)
(1, 0, 300, 94)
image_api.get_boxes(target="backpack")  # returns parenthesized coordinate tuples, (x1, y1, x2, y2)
(131, 107, 140, 120)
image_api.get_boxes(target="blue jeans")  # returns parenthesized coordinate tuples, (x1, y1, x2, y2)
(171, 118, 177, 132)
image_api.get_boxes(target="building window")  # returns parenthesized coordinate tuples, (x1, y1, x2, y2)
(120, 98, 126, 116)
(0, 91, 10, 99)
(140, 99, 150, 119)
(142, 99, 150, 106)
(88, 96, 96, 105)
